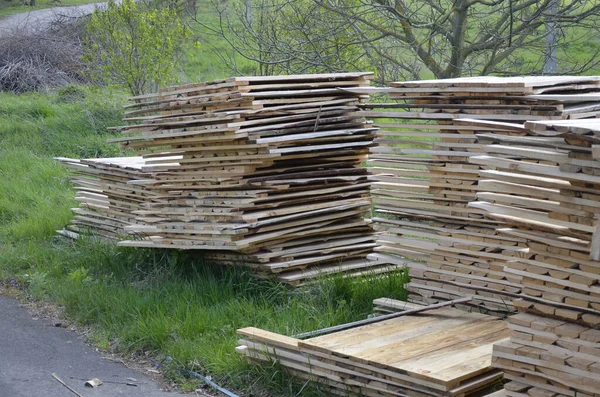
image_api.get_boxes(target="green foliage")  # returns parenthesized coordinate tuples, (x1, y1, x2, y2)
(200, 0, 371, 77)
(84, 0, 189, 95)
(203, 0, 600, 82)
(182, 1, 257, 81)
(0, 88, 123, 241)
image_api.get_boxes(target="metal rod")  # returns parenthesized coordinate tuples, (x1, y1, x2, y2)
(181, 369, 240, 397)
(52, 373, 84, 397)
(294, 297, 473, 340)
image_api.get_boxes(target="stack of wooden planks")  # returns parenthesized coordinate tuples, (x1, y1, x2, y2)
(493, 313, 600, 397)
(364, 76, 600, 313)
(470, 119, 600, 325)
(468, 118, 600, 397)
(237, 298, 509, 397)
(55, 156, 169, 240)
(59, 73, 402, 285)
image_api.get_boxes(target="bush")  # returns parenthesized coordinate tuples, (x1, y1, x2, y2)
(84, 0, 189, 95)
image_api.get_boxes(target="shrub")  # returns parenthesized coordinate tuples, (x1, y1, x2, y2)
(84, 0, 189, 95)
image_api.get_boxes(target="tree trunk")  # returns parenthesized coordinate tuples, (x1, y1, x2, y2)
(245, 0, 252, 26)
(543, 0, 559, 74)
(443, 0, 468, 78)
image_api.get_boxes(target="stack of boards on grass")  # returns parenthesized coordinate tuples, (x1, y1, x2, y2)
(467, 119, 600, 397)
(58, 73, 400, 285)
(237, 297, 509, 397)
(55, 156, 169, 240)
(363, 76, 600, 314)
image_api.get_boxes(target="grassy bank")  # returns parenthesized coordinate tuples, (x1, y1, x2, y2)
(0, 87, 409, 395)
(0, 0, 99, 17)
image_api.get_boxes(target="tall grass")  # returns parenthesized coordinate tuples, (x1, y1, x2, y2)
(0, 87, 123, 241)
(2, 236, 408, 394)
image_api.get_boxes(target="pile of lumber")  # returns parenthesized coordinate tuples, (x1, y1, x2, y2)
(55, 156, 167, 240)
(467, 118, 600, 396)
(471, 119, 600, 325)
(237, 298, 508, 397)
(364, 76, 600, 313)
(493, 313, 599, 397)
(59, 73, 402, 285)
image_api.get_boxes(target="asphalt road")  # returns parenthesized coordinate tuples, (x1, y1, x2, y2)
(0, 295, 185, 397)
(0, 2, 107, 35)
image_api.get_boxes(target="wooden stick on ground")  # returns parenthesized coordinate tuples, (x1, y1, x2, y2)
(51, 373, 84, 397)
(294, 296, 473, 339)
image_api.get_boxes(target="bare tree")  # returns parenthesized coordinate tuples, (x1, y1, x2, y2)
(196, 0, 600, 83)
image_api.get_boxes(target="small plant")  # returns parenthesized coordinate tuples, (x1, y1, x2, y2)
(27, 271, 49, 297)
(84, 0, 189, 95)
(68, 266, 90, 284)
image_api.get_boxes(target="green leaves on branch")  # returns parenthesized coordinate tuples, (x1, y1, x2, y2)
(84, 0, 189, 95)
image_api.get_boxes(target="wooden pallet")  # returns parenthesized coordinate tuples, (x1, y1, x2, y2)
(237, 301, 508, 397)
(465, 118, 600, 397)
(492, 314, 600, 397)
(55, 156, 164, 239)
(470, 119, 600, 326)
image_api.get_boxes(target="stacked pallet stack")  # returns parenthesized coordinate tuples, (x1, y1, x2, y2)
(364, 76, 600, 313)
(237, 301, 508, 397)
(470, 119, 600, 324)
(55, 156, 170, 239)
(467, 119, 600, 397)
(60, 73, 402, 285)
(493, 313, 599, 397)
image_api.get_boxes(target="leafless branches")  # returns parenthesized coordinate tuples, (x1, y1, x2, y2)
(195, 0, 600, 82)
(0, 11, 89, 93)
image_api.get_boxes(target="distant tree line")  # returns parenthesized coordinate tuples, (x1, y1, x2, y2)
(3, 0, 599, 93)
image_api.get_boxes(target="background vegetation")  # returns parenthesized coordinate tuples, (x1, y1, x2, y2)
(198, 0, 600, 84)
(84, 0, 189, 95)
(2, 0, 600, 395)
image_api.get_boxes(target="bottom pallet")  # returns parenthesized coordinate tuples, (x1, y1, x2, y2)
(237, 301, 508, 397)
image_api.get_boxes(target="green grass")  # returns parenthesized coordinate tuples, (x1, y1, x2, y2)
(0, 0, 99, 17)
(0, 86, 124, 239)
(0, 87, 410, 395)
(5, 240, 408, 394)
(179, 1, 258, 83)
